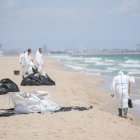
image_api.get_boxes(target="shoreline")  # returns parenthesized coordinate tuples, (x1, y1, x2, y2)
(49, 57, 140, 125)
(0, 56, 140, 140)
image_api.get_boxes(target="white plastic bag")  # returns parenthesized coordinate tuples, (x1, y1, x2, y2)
(9, 91, 60, 114)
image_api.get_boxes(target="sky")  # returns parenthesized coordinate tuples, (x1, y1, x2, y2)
(0, 0, 140, 51)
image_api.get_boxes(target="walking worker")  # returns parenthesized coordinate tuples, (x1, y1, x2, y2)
(19, 51, 26, 79)
(36, 48, 44, 72)
(24, 49, 34, 74)
(111, 71, 135, 118)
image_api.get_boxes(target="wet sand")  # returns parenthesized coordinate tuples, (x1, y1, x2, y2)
(0, 56, 140, 140)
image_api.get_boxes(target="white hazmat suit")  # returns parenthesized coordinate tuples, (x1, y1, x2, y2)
(36, 50, 44, 71)
(19, 53, 26, 66)
(111, 71, 135, 117)
(24, 51, 34, 74)
(19, 53, 26, 78)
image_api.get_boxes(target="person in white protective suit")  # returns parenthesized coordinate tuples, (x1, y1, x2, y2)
(24, 49, 34, 75)
(19, 51, 26, 79)
(111, 71, 135, 118)
(35, 48, 44, 72)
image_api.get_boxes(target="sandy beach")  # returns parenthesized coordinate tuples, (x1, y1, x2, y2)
(0, 56, 140, 140)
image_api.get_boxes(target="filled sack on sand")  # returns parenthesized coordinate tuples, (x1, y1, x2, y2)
(8, 91, 92, 115)
(0, 79, 19, 95)
(9, 91, 60, 114)
(21, 73, 55, 86)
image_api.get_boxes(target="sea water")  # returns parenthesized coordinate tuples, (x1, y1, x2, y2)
(48, 53, 140, 78)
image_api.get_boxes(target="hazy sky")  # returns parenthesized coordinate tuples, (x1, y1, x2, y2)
(0, 0, 140, 51)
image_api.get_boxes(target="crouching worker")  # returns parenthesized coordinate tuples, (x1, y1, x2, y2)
(24, 49, 34, 76)
(111, 71, 135, 118)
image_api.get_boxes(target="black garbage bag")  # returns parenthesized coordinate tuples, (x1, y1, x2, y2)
(32, 66, 38, 74)
(0, 79, 20, 95)
(21, 73, 55, 86)
(0, 108, 15, 117)
(54, 106, 93, 113)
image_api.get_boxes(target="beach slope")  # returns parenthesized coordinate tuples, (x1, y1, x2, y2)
(0, 56, 140, 140)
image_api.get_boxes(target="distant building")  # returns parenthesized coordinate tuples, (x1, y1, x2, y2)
(0, 50, 3, 56)
(0, 44, 3, 56)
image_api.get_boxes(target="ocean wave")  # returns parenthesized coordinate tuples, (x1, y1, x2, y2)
(95, 62, 114, 66)
(125, 59, 139, 64)
(104, 59, 115, 63)
(66, 64, 85, 71)
(65, 56, 84, 61)
(119, 63, 140, 68)
(106, 67, 118, 72)
(48, 55, 69, 61)
(84, 57, 102, 63)
(128, 71, 140, 75)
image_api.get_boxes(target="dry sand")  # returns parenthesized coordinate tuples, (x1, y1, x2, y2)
(0, 56, 140, 140)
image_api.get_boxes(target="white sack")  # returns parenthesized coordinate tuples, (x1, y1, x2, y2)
(9, 91, 60, 114)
